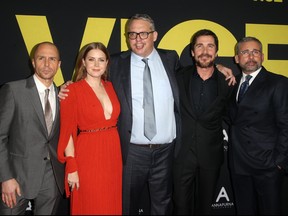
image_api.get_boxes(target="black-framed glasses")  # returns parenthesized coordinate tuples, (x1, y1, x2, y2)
(127, 31, 155, 40)
(239, 49, 262, 57)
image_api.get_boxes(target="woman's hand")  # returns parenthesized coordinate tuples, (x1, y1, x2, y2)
(67, 171, 80, 191)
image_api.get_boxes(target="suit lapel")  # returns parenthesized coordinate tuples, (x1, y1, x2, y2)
(236, 68, 267, 107)
(178, 67, 197, 119)
(120, 51, 133, 113)
(232, 69, 268, 121)
(158, 50, 180, 111)
(242, 68, 266, 101)
(26, 77, 47, 134)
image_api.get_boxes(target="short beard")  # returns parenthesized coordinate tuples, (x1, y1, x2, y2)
(195, 60, 214, 68)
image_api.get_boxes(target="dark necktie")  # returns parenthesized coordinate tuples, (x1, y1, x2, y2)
(142, 58, 156, 140)
(44, 89, 53, 135)
(238, 75, 252, 103)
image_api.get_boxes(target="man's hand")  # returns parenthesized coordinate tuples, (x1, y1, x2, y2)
(58, 81, 73, 100)
(1, 178, 21, 208)
(216, 64, 237, 86)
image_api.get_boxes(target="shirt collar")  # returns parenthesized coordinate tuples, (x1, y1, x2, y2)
(241, 66, 262, 82)
(33, 74, 53, 93)
(131, 47, 157, 63)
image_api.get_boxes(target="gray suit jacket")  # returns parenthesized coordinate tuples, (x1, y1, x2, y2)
(0, 76, 64, 199)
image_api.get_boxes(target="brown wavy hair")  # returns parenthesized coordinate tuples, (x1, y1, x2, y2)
(73, 42, 110, 82)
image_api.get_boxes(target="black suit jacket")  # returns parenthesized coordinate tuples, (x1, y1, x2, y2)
(175, 65, 234, 169)
(0, 76, 64, 199)
(227, 67, 288, 175)
(110, 49, 181, 163)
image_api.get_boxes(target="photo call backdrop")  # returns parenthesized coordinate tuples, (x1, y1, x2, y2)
(1, 0, 288, 215)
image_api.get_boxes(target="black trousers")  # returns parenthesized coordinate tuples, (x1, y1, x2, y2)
(122, 141, 174, 215)
(173, 149, 220, 215)
(231, 170, 283, 215)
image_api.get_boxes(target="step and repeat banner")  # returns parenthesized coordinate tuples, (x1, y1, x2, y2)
(1, 0, 288, 215)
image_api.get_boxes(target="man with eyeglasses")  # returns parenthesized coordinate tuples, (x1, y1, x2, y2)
(226, 36, 288, 215)
(108, 13, 181, 215)
(58, 13, 235, 215)
(127, 31, 155, 40)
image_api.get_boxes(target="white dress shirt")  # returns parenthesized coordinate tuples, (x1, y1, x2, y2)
(130, 48, 176, 144)
(33, 75, 56, 121)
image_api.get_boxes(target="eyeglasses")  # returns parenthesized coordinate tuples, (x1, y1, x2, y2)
(239, 49, 262, 57)
(127, 31, 155, 40)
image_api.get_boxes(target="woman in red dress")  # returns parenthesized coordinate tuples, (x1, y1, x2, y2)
(57, 42, 122, 215)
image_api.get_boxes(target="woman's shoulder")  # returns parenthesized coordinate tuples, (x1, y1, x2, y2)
(103, 80, 113, 87)
(68, 79, 86, 90)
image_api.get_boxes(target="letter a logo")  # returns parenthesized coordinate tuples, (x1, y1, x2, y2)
(216, 187, 230, 202)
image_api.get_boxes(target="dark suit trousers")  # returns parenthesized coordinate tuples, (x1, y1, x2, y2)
(122, 141, 174, 215)
(0, 160, 62, 215)
(173, 149, 220, 215)
(231, 170, 282, 215)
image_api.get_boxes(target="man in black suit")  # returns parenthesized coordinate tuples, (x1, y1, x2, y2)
(0, 42, 65, 215)
(227, 36, 288, 215)
(109, 14, 181, 215)
(173, 29, 235, 215)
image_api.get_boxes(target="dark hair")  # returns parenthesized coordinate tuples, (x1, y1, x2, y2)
(190, 29, 219, 52)
(73, 42, 110, 82)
